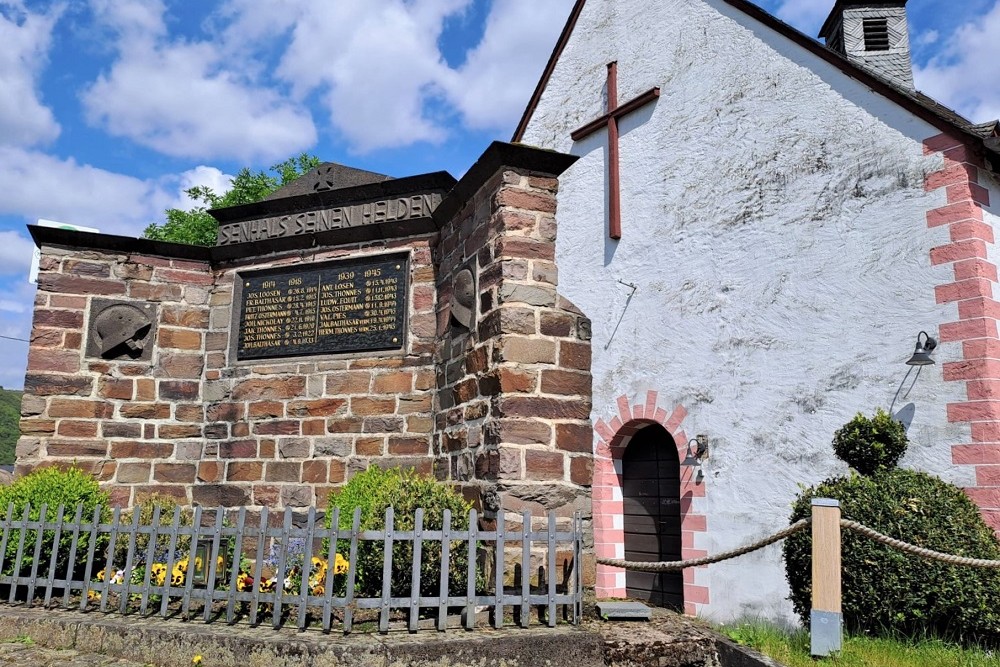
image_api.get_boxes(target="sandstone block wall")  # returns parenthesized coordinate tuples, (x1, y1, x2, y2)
(18, 145, 591, 529)
(435, 168, 593, 519)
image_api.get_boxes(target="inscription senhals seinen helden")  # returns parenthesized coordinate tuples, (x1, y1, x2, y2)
(217, 193, 442, 246)
(237, 254, 408, 360)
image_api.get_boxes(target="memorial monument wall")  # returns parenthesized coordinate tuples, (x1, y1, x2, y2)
(18, 143, 593, 525)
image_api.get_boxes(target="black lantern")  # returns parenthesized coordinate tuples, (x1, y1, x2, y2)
(191, 538, 229, 586)
(905, 331, 937, 366)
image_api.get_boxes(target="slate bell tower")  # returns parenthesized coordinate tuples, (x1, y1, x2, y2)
(819, 0, 914, 90)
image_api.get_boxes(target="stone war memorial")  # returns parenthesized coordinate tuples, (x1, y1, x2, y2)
(18, 143, 594, 550)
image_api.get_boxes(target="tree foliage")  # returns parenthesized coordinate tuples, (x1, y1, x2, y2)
(143, 153, 321, 246)
(0, 388, 23, 466)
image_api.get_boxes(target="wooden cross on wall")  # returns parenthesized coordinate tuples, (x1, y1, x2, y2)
(571, 62, 660, 240)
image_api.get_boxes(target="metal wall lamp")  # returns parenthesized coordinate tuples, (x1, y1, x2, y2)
(905, 331, 937, 366)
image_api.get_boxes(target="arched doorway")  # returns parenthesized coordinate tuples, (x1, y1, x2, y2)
(622, 423, 683, 610)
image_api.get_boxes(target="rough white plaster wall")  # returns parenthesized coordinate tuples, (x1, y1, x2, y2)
(522, 0, 974, 623)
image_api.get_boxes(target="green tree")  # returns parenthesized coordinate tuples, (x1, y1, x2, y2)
(143, 153, 321, 246)
(0, 388, 23, 466)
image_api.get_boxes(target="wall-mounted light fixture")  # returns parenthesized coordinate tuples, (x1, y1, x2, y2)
(682, 434, 709, 465)
(905, 331, 937, 366)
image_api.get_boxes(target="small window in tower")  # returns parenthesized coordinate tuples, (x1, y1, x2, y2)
(863, 18, 891, 51)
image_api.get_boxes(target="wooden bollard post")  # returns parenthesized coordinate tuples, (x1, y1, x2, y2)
(810, 498, 842, 657)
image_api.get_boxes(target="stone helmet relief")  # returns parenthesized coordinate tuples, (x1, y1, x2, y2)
(450, 268, 476, 332)
(86, 300, 156, 361)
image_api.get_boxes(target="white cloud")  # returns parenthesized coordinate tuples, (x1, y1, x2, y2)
(447, 0, 575, 131)
(168, 166, 234, 210)
(0, 146, 174, 237)
(773, 0, 831, 36)
(914, 2, 1000, 123)
(80, 0, 316, 161)
(256, 0, 471, 152)
(0, 2, 62, 147)
(0, 231, 35, 276)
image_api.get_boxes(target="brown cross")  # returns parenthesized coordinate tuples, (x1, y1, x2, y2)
(571, 62, 660, 240)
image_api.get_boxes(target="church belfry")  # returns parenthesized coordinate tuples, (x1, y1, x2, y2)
(819, 0, 914, 90)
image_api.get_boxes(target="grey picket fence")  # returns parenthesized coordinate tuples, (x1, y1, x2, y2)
(0, 502, 583, 633)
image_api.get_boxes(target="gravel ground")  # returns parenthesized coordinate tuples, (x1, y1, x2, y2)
(0, 640, 152, 666)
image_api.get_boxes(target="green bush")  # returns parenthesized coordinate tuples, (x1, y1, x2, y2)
(325, 467, 479, 599)
(113, 494, 193, 566)
(0, 467, 109, 579)
(783, 469, 1000, 644)
(832, 409, 908, 475)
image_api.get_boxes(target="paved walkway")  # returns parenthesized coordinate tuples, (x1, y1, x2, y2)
(0, 640, 150, 666)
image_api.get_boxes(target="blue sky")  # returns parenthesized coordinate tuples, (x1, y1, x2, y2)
(0, 0, 997, 390)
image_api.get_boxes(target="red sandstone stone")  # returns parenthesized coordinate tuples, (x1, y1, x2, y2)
(524, 449, 565, 480)
(47, 440, 107, 457)
(287, 398, 347, 418)
(57, 420, 98, 438)
(227, 461, 264, 482)
(119, 403, 171, 419)
(233, 377, 306, 401)
(99, 378, 134, 400)
(38, 274, 125, 296)
(110, 441, 174, 459)
(49, 398, 113, 419)
(158, 327, 202, 350)
(254, 420, 300, 436)
(26, 349, 80, 373)
(559, 341, 591, 371)
(154, 463, 196, 483)
(265, 461, 301, 483)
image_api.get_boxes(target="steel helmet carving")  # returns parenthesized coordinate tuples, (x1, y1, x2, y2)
(451, 268, 476, 330)
(93, 304, 152, 357)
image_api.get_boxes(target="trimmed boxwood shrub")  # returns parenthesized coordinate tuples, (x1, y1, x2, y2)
(832, 408, 908, 475)
(325, 466, 478, 598)
(784, 411, 1000, 644)
(0, 467, 109, 579)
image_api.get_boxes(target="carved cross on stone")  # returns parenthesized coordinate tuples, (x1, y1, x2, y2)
(571, 62, 660, 240)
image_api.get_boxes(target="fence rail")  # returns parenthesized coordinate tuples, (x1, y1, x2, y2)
(0, 502, 583, 634)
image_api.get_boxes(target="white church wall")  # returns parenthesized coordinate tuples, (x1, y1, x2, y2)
(522, 0, 974, 623)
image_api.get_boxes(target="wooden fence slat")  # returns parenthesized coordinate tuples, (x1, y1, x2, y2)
(181, 505, 202, 619)
(99, 506, 121, 613)
(79, 505, 102, 611)
(436, 509, 451, 632)
(42, 504, 66, 607)
(464, 509, 478, 630)
(272, 508, 293, 629)
(226, 508, 247, 625)
(408, 508, 424, 633)
(547, 512, 556, 628)
(7, 504, 32, 600)
(343, 507, 361, 634)
(119, 506, 142, 614)
(0, 502, 14, 581)
(321, 508, 340, 633)
(202, 507, 225, 622)
(159, 506, 182, 619)
(520, 510, 531, 628)
(26, 503, 49, 605)
(61, 504, 85, 608)
(138, 506, 162, 616)
(493, 504, 504, 629)
(573, 512, 581, 624)
(297, 507, 317, 631)
(249, 507, 268, 627)
(379, 506, 394, 634)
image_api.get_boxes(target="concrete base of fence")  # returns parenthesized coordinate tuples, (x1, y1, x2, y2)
(0, 605, 601, 667)
(0, 605, 735, 667)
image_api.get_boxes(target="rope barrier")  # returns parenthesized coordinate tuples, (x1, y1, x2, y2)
(839, 520, 1000, 569)
(595, 519, 811, 571)
(595, 516, 1000, 572)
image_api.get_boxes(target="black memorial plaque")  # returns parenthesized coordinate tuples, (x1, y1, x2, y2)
(236, 254, 408, 360)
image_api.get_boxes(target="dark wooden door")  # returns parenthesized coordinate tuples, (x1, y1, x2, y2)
(622, 425, 683, 610)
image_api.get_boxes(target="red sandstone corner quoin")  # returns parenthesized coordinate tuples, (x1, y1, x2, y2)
(592, 391, 708, 616)
(926, 132, 1000, 531)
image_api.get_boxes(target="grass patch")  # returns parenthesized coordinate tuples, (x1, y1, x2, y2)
(3, 636, 35, 645)
(721, 620, 1000, 667)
